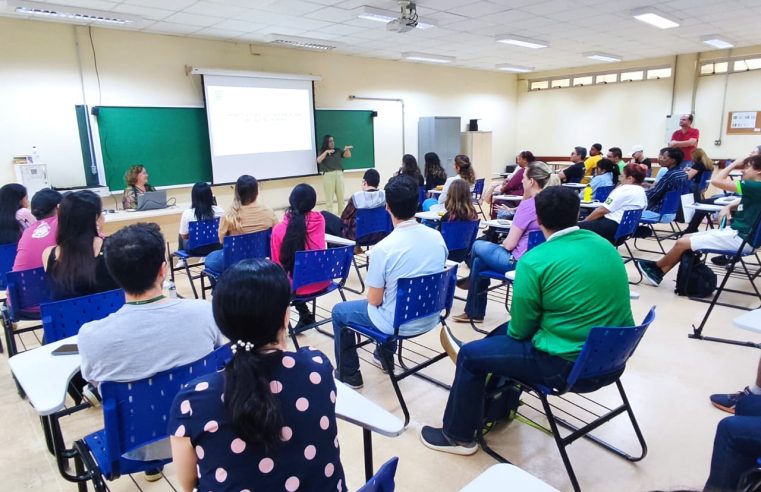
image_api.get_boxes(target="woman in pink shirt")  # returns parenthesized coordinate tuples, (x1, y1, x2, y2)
(11, 189, 62, 272)
(271, 184, 329, 329)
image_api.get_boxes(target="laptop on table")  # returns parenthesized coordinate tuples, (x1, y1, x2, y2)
(136, 190, 168, 211)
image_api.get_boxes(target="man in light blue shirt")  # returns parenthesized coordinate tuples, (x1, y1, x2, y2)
(332, 175, 448, 389)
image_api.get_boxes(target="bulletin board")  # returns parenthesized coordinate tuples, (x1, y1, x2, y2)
(727, 111, 761, 135)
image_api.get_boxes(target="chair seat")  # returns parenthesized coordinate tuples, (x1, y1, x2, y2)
(347, 322, 396, 345)
(292, 281, 341, 303)
(83, 430, 170, 480)
(172, 250, 191, 260)
(696, 248, 742, 256)
(639, 217, 660, 224)
(202, 267, 221, 280)
(480, 270, 508, 281)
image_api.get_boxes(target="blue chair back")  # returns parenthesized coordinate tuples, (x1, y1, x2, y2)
(40, 289, 126, 343)
(0, 242, 18, 290)
(392, 265, 457, 334)
(614, 209, 644, 244)
(658, 190, 682, 218)
(440, 219, 480, 254)
(292, 246, 354, 293)
(222, 229, 271, 270)
(418, 186, 426, 207)
(355, 207, 392, 246)
(527, 230, 545, 250)
(357, 457, 399, 492)
(747, 212, 761, 250)
(472, 178, 485, 199)
(698, 170, 712, 192)
(6, 267, 49, 321)
(97, 347, 229, 477)
(185, 217, 220, 251)
(564, 307, 655, 392)
(594, 185, 614, 202)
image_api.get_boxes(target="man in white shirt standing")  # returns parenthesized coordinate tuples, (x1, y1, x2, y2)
(331, 175, 448, 388)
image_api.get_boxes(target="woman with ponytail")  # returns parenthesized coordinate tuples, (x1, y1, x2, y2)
(434, 154, 477, 210)
(271, 184, 330, 328)
(169, 259, 346, 492)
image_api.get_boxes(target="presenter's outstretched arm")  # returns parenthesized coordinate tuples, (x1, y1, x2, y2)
(343, 145, 353, 158)
(317, 148, 335, 164)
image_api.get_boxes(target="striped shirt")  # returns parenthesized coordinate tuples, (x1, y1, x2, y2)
(645, 166, 688, 212)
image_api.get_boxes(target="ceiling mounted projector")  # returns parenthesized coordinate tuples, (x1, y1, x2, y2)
(386, 1, 419, 33)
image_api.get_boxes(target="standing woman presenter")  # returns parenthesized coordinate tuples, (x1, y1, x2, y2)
(317, 135, 353, 214)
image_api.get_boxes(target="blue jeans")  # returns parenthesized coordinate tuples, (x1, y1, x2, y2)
(465, 240, 516, 319)
(442, 323, 574, 442)
(705, 394, 761, 491)
(204, 249, 225, 274)
(641, 210, 676, 223)
(332, 300, 396, 376)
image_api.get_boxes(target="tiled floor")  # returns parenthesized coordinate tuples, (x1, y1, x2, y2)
(2, 238, 760, 492)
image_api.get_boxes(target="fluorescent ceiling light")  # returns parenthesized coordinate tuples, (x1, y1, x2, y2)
(496, 63, 534, 73)
(495, 34, 548, 49)
(10, 0, 140, 25)
(267, 34, 336, 51)
(631, 7, 679, 29)
(357, 6, 436, 29)
(402, 52, 454, 64)
(701, 35, 734, 49)
(584, 51, 622, 62)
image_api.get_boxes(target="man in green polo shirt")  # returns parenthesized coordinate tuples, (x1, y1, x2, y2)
(421, 186, 634, 455)
(317, 134, 353, 214)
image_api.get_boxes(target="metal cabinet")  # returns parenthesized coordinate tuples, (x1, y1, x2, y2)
(418, 117, 462, 177)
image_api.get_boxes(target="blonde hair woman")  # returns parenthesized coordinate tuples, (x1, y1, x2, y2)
(121, 165, 156, 209)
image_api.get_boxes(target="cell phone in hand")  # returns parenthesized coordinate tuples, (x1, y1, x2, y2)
(51, 344, 79, 356)
(720, 216, 727, 229)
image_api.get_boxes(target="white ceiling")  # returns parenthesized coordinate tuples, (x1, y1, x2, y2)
(5, 0, 761, 72)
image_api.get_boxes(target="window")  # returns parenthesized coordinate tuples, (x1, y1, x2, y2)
(573, 75, 593, 86)
(620, 70, 644, 82)
(551, 78, 570, 88)
(530, 80, 549, 90)
(647, 67, 672, 79)
(527, 64, 672, 91)
(700, 55, 761, 76)
(596, 73, 617, 84)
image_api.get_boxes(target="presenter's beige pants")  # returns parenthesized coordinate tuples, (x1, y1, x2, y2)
(323, 170, 345, 214)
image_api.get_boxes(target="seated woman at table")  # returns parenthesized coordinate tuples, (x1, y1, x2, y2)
(271, 184, 329, 330)
(204, 175, 277, 274)
(433, 154, 476, 211)
(121, 164, 156, 210)
(483, 151, 533, 215)
(687, 148, 714, 198)
(0, 183, 35, 244)
(452, 161, 553, 324)
(42, 190, 118, 300)
(578, 163, 648, 245)
(178, 182, 224, 255)
(396, 154, 424, 187)
(169, 259, 346, 492)
(583, 158, 618, 199)
(424, 152, 448, 191)
(440, 179, 479, 263)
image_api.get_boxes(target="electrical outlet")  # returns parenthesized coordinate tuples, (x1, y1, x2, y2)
(714, 139, 722, 146)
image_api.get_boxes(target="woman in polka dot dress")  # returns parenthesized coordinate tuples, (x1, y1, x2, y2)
(168, 259, 347, 492)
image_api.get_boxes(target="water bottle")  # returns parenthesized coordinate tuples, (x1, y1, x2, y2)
(162, 279, 178, 298)
(583, 185, 593, 202)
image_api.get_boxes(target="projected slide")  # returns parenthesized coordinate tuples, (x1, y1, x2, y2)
(202, 74, 318, 183)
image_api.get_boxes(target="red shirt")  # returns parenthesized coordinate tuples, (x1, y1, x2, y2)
(671, 127, 699, 161)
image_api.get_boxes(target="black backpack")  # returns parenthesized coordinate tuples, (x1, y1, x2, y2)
(675, 251, 717, 298)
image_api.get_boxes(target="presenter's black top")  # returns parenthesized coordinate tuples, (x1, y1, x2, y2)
(319, 150, 344, 173)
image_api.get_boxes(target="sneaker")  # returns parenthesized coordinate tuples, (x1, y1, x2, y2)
(710, 255, 733, 266)
(440, 325, 464, 364)
(420, 426, 478, 456)
(456, 277, 470, 291)
(174, 259, 186, 269)
(144, 469, 163, 482)
(334, 370, 364, 389)
(636, 260, 664, 287)
(452, 313, 483, 324)
(294, 315, 316, 331)
(710, 387, 754, 414)
(82, 384, 101, 408)
(373, 347, 394, 374)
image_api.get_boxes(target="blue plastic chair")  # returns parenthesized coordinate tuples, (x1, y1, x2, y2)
(69, 347, 229, 491)
(0, 242, 18, 291)
(40, 289, 125, 344)
(472, 178, 487, 220)
(594, 185, 614, 202)
(440, 219, 480, 263)
(613, 209, 645, 284)
(340, 265, 457, 426)
(169, 218, 220, 299)
(289, 246, 354, 347)
(418, 186, 426, 208)
(200, 228, 271, 299)
(357, 457, 399, 492)
(350, 207, 393, 294)
(635, 190, 684, 254)
(479, 307, 656, 492)
(1, 267, 50, 356)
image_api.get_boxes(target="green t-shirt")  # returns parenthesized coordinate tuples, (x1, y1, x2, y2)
(507, 228, 634, 361)
(733, 180, 761, 242)
(319, 149, 345, 172)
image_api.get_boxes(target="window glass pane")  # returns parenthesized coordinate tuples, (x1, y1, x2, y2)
(714, 62, 728, 73)
(573, 75, 593, 86)
(596, 73, 617, 84)
(551, 78, 570, 88)
(647, 67, 672, 79)
(734, 58, 761, 71)
(747, 58, 761, 70)
(530, 80, 549, 90)
(621, 70, 644, 81)
(700, 63, 715, 75)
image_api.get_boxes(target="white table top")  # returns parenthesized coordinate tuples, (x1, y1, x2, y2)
(562, 183, 587, 189)
(429, 189, 443, 195)
(103, 203, 189, 223)
(644, 177, 656, 183)
(730, 170, 743, 177)
(579, 201, 602, 209)
(482, 219, 512, 229)
(325, 234, 356, 247)
(733, 309, 761, 334)
(415, 211, 444, 221)
(688, 203, 724, 212)
(9, 336, 406, 438)
(493, 194, 523, 201)
(715, 196, 739, 205)
(460, 464, 559, 492)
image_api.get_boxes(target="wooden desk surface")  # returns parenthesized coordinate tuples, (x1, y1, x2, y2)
(102, 203, 190, 249)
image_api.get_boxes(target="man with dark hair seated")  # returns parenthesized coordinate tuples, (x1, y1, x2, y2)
(331, 175, 447, 388)
(559, 146, 587, 183)
(322, 168, 386, 243)
(78, 223, 224, 469)
(421, 186, 634, 455)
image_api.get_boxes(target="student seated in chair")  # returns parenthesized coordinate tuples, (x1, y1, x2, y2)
(169, 259, 346, 492)
(331, 175, 448, 389)
(420, 186, 634, 455)
(636, 155, 761, 287)
(11, 188, 62, 273)
(641, 147, 688, 222)
(558, 146, 586, 184)
(322, 169, 386, 241)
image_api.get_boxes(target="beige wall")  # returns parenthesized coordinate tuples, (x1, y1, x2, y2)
(0, 17, 518, 211)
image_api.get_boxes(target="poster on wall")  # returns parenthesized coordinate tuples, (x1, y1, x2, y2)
(731, 111, 757, 129)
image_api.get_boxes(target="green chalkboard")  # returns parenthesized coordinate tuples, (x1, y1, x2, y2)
(314, 110, 375, 170)
(96, 106, 212, 191)
(93, 107, 374, 190)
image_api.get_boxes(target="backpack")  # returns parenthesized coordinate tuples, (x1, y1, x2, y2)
(675, 251, 717, 298)
(482, 374, 520, 435)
